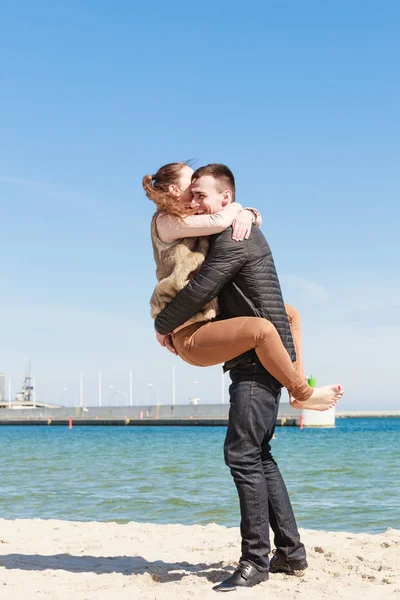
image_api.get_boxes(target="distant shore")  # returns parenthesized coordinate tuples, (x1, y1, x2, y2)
(336, 410, 400, 417)
(0, 519, 399, 599)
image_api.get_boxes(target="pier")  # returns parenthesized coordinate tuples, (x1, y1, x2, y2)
(0, 416, 299, 427)
(0, 404, 398, 427)
(0, 403, 300, 426)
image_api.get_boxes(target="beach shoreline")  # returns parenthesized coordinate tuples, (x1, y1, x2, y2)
(0, 518, 399, 599)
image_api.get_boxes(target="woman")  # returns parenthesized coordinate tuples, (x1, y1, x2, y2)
(143, 162, 343, 410)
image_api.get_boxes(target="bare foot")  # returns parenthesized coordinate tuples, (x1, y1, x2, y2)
(290, 385, 343, 412)
(290, 396, 340, 411)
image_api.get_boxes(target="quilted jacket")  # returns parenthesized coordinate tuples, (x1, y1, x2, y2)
(154, 226, 296, 371)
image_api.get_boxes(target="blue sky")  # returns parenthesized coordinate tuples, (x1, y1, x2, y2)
(1, 1, 399, 409)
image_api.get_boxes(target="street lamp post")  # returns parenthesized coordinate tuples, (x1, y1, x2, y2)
(80, 373, 84, 407)
(59, 387, 68, 406)
(172, 366, 176, 405)
(148, 383, 153, 405)
(98, 372, 102, 407)
(108, 385, 114, 406)
(129, 369, 133, 406)
(119, 391, 128, 405)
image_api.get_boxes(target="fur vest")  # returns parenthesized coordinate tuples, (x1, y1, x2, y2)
(150, 213, 217, 324)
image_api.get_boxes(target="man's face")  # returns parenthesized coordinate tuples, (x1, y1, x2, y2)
(191, 175, 231, 214)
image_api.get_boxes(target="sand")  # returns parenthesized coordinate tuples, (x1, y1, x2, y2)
(0, 519, 399, 599)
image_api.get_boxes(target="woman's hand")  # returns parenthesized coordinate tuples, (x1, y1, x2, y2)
(232, 209, 254, 241)
(155, 329, 177, 355)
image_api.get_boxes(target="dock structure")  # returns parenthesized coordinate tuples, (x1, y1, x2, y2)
(0, 402, 300, 426)
(0, 404, 398, 427)
(0, 416, 299, 427)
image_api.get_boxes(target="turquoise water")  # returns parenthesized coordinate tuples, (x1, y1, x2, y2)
(0, 418, 399, 533)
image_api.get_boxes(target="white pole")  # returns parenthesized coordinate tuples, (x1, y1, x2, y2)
(80, 373, 83, 407)
(98, 372, 102, 407)
(8, 378, 11, 409)
(129, 369, 133, 406)
(172, 366, 176, 406)
(221, 371, 225, 404)
(33, 377, 36, 408)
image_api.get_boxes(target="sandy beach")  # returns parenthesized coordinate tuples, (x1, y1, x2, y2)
(0, 519, 399, 599)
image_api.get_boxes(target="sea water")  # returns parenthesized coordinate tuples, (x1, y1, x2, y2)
(0, 418, 399, 533)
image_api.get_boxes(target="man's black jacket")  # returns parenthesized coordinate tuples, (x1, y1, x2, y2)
(154, 226, 296, 371)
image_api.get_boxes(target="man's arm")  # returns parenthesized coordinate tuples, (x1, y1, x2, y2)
(154, 228, 248, 334)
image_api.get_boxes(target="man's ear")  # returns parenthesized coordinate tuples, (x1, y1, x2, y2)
(221, 190, 233, 207)
(168, 184, 180, 198)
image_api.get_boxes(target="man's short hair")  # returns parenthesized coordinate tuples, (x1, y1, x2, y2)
(192, 163, 236, 202)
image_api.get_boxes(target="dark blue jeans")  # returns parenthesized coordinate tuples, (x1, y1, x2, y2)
(224, 362, 306, 570)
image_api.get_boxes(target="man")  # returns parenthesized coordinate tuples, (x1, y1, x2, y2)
(154, 164, 308, 592)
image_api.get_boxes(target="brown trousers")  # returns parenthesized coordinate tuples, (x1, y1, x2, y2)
(172, 304, 312, 402)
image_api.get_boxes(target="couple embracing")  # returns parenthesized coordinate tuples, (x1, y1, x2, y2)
(143, 162, 343, 592)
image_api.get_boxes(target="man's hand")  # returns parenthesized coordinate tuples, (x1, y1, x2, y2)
(232, 209, 254, 241)
(155, 329, 177, 355)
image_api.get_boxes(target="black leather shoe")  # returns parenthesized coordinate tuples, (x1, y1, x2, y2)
(213, 561, 269, 592)
(269, 554, 308, 576)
